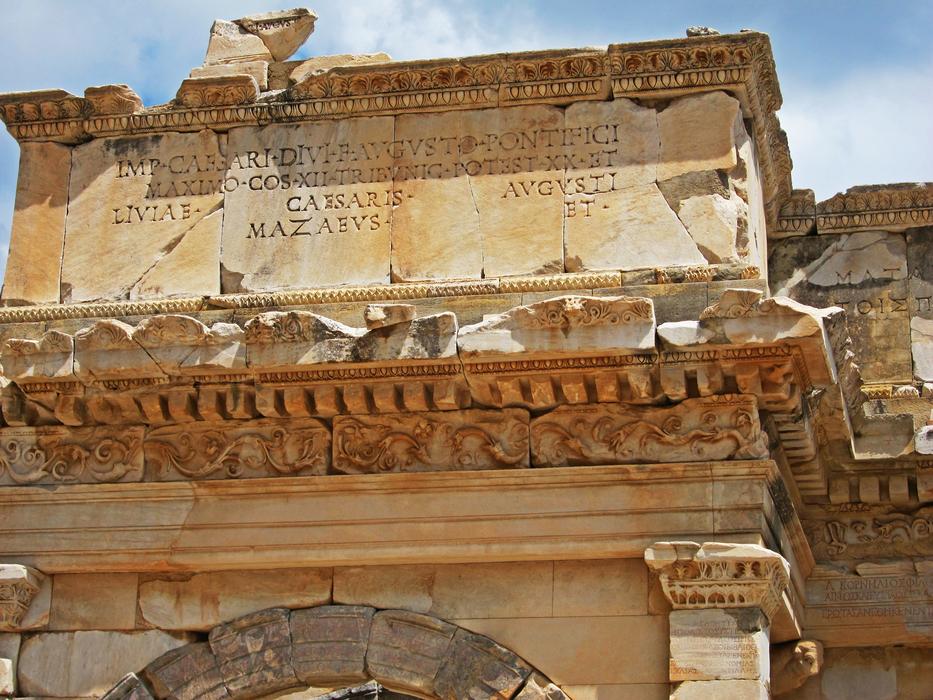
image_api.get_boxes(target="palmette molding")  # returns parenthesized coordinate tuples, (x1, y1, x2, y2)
(645, 541, 791, 621)
(0, 563, 45, 629)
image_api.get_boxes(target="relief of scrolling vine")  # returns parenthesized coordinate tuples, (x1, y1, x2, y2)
(533, 409, 764, 465)
(824, 512, 933, 556)
(334, 417, 528, 472)
(0, 435, 140, 483)
(145, 427, 328, 479)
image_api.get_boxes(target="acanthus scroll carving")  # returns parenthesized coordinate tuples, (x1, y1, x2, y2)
(0, 564, 46, 630)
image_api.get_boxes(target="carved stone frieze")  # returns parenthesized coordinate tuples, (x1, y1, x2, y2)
(144, 418, 331, 480)
(0, 425, 144, 484)
(530, 394, 768, 467)
(84, 84, 143, 116)
(808, 508, 933, 559)
(0, 564, 45, 630)
(774, 188, 816, 238)
(645, 541, 791, 621)
(1, 330, 74, 384)
(816, 183, 933, 234)
(176, 75, 260, 108)
(332, 409, 530, 474)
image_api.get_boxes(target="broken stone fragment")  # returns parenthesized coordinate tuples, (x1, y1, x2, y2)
(204, 19, 273, 65)
(686, 26, 720, 36)
(83, 84, 142, 115)
(658, 91, 740, 181)
(235, 8, 317, 62)
(364, 303, 416, 329)
(285, 52, 391, 85)
(175, 74, 260, 108)
(190, 60, 269, 91)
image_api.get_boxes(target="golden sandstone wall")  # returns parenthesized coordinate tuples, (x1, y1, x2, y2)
(0, 8, 930, 700)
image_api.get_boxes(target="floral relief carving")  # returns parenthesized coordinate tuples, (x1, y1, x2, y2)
(531, 395, 768, 467)
(332, 409, 529, 473)
(0, 564, 45, 630)
(144, 419, 331, 480)
(821, 511, 933, 558)
(0, 426, 143, 484)
(519, 296, 654, 329)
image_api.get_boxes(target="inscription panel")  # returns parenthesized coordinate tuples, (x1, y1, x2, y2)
(668, 608, 767, 682)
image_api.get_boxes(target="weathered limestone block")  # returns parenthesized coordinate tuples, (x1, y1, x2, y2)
(0, 425, 143, 485)
(101, 673, 156, 700)
(221, 117, 393, 292)
(61, 130, 225, 302)
(236, 9, 317, 62)
(50, 573, 138, 630)
(1, 330, 74, 383)
(190, 61, 269, 91)
(459, 295, 656, 357)
(770, 639, 823, 696)
(204, 19, 273, 64)
(139, 569, 332, 631)
(364, 303, 416, 329)
(208, 608, 299, 696)
(434, 628, 532, 700)
(531, 395, 767, 466)
(145, 418, 330, 480)
(245, 310, 457, 370)
(0, 565, 44, 631)
(911, 316, 933, 381)
(289, 605, 374, 686)
(658, 91, 741, 181)
(18, 630, 189, 697)
(332, 409, 529, 473)
(366, 610, 457, 697)
(0, 633, 20, 696)
(770, 230, 911, 382)
(1, 141, 71, 305)
(75, 319, 166, 382)
(144, 642, 228, 700)
(676, 193, 741, 263)
(281, 52, 392, 87)
(133, 315, 246, 376)
(668, 608, 769, 682)
(670, 679, 768, 699)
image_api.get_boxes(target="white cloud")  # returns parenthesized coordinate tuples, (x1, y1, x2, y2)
(779, 59, 933, 200)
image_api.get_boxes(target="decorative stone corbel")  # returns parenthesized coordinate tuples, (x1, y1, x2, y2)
(0, 564, 45, 630)
(645, 541, 790, 621)
(771, 639, 823, 696)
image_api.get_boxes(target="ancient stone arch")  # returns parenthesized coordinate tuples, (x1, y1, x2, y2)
(102, 605, 565, 700)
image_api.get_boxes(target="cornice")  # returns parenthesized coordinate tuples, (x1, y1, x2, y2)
(0, 32, 791, 227)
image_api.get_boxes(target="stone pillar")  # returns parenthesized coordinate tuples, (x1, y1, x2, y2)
(645, 542, 790, 700)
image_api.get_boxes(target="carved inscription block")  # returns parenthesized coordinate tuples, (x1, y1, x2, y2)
(530, 395, 767, 467)
(668, 608, 768, 682)
(61, 130, 225, 302)
(805, 571, 932, 646)
(0, 425, 144, 485)
(221, 117, 394, 291)
(332, 408, 530, 474)
(144, 418, 331, 481)
(770, 231, 912, 382)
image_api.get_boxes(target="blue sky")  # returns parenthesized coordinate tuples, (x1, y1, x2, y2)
(0, 0, 930, 283)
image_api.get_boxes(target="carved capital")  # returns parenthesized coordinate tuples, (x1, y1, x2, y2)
(644, 541, 790, 621)
(0, 563, 45, 630)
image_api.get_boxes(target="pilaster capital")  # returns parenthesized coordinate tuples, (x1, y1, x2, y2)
(0, 563, 46, 630)
(645, 541, 790, 621)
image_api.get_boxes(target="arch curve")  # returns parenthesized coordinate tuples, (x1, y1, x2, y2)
(102, 605, 568, 700)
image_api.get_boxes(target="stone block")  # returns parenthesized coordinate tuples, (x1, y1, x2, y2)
(235, 8, 317, 62)
(515, 673, 569, 700)
(208, 608, 299, 696)
(144, 419, 331, 481)
(49, 573, 138, 630)
(190, 61, 269, 91)
(61, 130, 225, 302)
(434, 628, 532, 700)
(144, 642, 228, 700)
(100, 673, 156, 700)
(334, 562, 553, 619)
(1, 141, 71, 305)
(531, 395, 767, 466)
(332, 409, 529, 473)
(668, 608, 769, 682)
(553, 559, 647, 617)
(453, 616, 669, 686)
(18, 630, 189, 697)
(221, 117, 393, 292)
(0, 633, 19, 695)
(289, 605, 374, 686)
(365, 610, 457, 697)
(657, 91, 740, 181)
(670, 680, 768, 699)
(560, 685, 669, 700)
(204, 19, 272, 64)
(140, 569, 331, 631)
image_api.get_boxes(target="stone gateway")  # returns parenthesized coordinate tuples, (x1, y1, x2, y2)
(0, 8, 929, 700)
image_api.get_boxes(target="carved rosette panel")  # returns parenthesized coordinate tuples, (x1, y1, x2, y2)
(0, 564, 45, 630)
(530, 395, 768, 467)
(332, 409, 530, 474)
(0, 426, 143, 485)
(144, 419, 331, 480)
